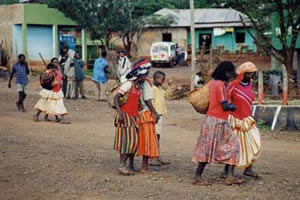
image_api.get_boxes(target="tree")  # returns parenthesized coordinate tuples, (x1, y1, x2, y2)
(212, 0, 300, 75)
(0, 0, 18, 5)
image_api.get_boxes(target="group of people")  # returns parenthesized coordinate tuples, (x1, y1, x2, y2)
(8, 50, 261, 186)
(8, 45, 86, 123)
(193, 61, 261, 185)
(112, 59, 261, 186)
(113, 58, 169, 175)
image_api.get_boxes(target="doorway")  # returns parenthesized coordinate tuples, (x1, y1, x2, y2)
(199, 33, 212, 54)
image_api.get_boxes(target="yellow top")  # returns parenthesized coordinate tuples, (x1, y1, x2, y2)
(153, 85, 167, 115)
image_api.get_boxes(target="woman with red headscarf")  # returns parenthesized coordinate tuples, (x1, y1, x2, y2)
(225, 62, 262, 178)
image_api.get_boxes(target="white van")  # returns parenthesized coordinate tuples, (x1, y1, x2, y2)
(150, 42, 177, 67)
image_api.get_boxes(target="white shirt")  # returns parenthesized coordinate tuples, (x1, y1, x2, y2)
(118, 56, 131, 83)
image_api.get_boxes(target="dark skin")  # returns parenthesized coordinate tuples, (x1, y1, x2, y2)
(194, 70, 244, 185)
(114, 76, 147, 174)
(8, 56, 29, 112)
(222, 71, 258, 179)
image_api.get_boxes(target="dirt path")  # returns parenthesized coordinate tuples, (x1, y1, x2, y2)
(0, 75, 300, 200)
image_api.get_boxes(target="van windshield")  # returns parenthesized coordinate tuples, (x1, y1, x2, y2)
(152, 45, 169, 53)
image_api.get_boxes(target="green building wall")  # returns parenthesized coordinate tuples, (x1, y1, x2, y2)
(187, 27, 257, 53)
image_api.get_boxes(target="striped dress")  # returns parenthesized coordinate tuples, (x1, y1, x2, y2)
(113, 81, 141, 155)
(227, 82, 261, 167)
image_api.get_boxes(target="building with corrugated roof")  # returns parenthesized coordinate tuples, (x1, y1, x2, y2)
(137, 8, 257, 57)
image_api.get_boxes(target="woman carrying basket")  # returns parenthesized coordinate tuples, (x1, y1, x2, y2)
(192, 61, 243, 186)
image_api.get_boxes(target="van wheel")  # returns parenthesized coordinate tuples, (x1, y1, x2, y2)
(151, 62, 156, 67)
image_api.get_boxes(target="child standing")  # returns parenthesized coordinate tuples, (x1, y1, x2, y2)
(33, 63, 69, 124)
(150, 71, 170, 166)
(8, 54, 29, 112)
(136, 59, 160, 173)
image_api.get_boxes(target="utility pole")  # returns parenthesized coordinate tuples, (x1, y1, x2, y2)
(189, 0, 196, 91)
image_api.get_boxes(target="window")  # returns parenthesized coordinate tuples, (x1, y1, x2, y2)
(236, 32, 245, 43)
(162, 33, 172, 42)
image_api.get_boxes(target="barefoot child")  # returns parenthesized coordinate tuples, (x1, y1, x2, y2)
(8, 54, 29, 112)
(113, 66, 148, 175)
(33, 63, 69, 124)
(136, 59, 160, 172)
(150, 71, 170, 166)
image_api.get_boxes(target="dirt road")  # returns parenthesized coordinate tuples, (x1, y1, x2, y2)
(0, 70, 300, 200)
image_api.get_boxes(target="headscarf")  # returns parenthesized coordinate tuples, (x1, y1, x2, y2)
(231, 62, 258, 86)
(126, 58, 151, 81)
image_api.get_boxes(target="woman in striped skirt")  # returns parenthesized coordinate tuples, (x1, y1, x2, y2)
(226, 62, 261, 178)
(113, 65, 149, 175)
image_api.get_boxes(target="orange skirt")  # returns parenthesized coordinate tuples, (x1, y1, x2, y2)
(138, 110, 159, 158)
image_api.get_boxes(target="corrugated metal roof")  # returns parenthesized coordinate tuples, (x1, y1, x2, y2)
(151, 8, 252, 28)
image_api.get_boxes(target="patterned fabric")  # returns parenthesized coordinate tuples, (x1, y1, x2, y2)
(228, 115, 261, 168)
(12, 63, 29, 86)
(113, 112, 139, 154)
(192, 116, 240, 165)
(34, 89, 67, 115)
(138, 110, 159, 158)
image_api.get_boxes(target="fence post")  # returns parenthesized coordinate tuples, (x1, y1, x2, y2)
(258, 70, 264, 105)
(282, 64, 288, 105)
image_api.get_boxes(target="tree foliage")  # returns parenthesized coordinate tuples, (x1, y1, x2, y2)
(211, 0, 300, 74)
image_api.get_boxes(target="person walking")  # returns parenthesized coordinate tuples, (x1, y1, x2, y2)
(92, 51, 109, 101)
(8, 54, 30, 112)
(33, 63, 69, 124)
(192, 61, 243, 186)
(225, 61, 261, 178)
(74, 52, 86, 99)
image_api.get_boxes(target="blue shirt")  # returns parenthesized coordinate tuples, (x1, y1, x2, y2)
(92, 58, 108, 83)
(74, 59, 85, 81)
(12, 63, 29, 86)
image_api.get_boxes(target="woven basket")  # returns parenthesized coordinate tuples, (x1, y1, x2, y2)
(108, 82, 130, 109)
(187, 82, 210, 114)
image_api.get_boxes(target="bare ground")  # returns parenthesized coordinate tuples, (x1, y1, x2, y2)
(0, 66, 300, 200)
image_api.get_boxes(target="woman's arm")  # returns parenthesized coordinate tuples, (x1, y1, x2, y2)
(114, 93, 124, 123)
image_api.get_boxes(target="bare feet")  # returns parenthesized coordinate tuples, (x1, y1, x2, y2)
(33, 114, 39, 122)
(192, 177, 211, 186)
(225, 177, 245, 186)
(16, 102, 21, 111)
(118, 167, 132, 176)
(44, 116, 50, 122)
(243, 169, 260, 179)
(140, 169, 151, 174)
